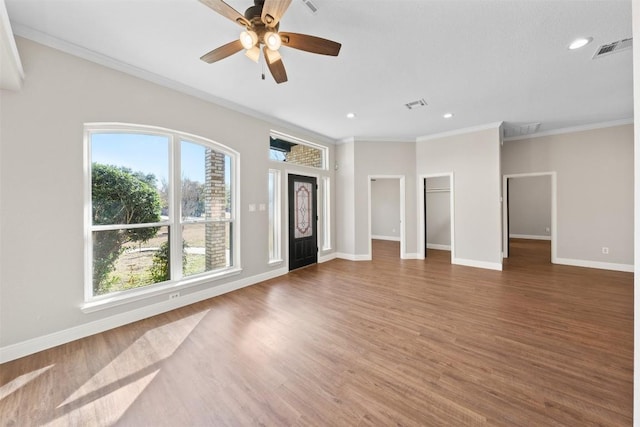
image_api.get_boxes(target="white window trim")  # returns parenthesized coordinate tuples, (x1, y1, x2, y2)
(268, 169, 283, 265)
(322, 176, 331, 251)
(269, 130, 329, 170)
(82, 122, 241, 312)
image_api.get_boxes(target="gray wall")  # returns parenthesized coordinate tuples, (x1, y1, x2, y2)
(354, 140, 417, 257)
(502, 124, 633, 266)
(416, 126, 503, 268)
(0, 38, 335, 350)
(335, 141, 355, 255)
(426, 176, 451, 248)
(508, 175, 551, 239)
(335, 139, 417, 258)
(371, 179, 400, 240)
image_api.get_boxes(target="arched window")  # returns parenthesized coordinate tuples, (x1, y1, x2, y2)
(84, 123, 239, 309)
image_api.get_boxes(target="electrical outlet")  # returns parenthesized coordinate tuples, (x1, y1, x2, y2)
(602, 247, 609, 255)
(169, 292, 180, 299)
(545, 227, 550, 233)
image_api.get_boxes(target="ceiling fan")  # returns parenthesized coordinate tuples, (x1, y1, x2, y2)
(199, 0, 342, 84)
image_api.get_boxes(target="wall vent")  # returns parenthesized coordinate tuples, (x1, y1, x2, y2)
(593, 38, 632, 59)
(300, 0, 318, 13)
(405, 98, 427, 110)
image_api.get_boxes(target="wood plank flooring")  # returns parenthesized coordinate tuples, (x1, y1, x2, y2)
(0, 239, 633, 426)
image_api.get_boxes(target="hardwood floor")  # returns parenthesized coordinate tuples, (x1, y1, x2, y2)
(1, 239, 633, 426)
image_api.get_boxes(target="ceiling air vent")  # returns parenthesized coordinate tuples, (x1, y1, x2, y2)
(300, 0, 318, 13)
(405, 98, 427, 110)
(503, 122, 541, 139)
(593, 38, 632, 59)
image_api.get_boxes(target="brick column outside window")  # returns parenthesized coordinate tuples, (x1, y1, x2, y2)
(204, 149, 228, 269)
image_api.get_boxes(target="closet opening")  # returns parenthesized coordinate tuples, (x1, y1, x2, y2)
(422, 174, 454, 263)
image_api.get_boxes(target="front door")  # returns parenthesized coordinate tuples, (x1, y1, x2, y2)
(288, 174, 318, 270)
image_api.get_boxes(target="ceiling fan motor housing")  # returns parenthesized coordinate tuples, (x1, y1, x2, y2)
(244, 2, 279, 44)
(244, 4, 262, 21)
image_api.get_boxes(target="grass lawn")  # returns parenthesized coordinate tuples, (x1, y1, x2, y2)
(103, 223, 220, 293)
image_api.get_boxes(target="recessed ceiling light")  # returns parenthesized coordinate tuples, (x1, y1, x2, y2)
(568, 37, 593, 50)
(443, 113, 454, 119)
(346, 112, 356, 119)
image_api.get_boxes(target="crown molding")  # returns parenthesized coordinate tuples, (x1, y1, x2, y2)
(416, 122, 503, 142)
(11, 23, 338, 146)
(335, 136, 415, 145)
(503, 118, 634, 142)
(353, 137, 415, 144)
(337, 136, 355, 145)
(1, 1, 24, 90)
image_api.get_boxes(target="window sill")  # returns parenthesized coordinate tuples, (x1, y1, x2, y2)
(81, 267, 243, 313)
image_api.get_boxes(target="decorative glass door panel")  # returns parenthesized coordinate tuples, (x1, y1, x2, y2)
(294, 182, 313, 238)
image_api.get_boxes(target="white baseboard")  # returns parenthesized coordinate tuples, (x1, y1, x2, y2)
(509, 234, 551, 241)
(371, 235, 400, 242)
(0, 267, 288, 364)
(554, 257, 634, 273)
(318, 253, 337, 263)
(427, 243, 451, 250)
(453, 258, 503, 271)
(335, 253, 372, 261)
(402, 253, 420, 260)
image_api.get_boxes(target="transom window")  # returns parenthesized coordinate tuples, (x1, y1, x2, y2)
(269, 131, 328, 170)
(84, 123, 239, 306)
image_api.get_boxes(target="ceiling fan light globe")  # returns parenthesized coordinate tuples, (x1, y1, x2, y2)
(264, 32, 282, 50)
(240, 30, 258, 49)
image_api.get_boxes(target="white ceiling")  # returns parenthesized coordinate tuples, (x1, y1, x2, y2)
(5, 0, 634, 141)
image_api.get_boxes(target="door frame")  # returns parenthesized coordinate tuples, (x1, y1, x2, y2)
(417, 173, 455, 262)
(285, 171, 320, 270)
(502, 172, 557, 263)
(367, 175, 406, 259)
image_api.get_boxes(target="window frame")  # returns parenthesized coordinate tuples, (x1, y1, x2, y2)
(322, 176, 331, 251)
(268, 169, 282, 264)
(83, 123, 241, 312)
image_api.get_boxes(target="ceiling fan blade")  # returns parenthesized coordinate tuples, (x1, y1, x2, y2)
(264, 46, 288, 84)
(279, 32, 342, 56)
(199, 0, 251, 27)
(261, 0, 292, 27)
(263, 48, 282, 64)
(200, 40, 244, 63)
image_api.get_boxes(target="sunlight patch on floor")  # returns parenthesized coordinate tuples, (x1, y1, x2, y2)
(55, 309, 209, 422)
(0, 364, 54, 400)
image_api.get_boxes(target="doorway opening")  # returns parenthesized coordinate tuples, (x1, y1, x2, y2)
(502, 172, 557, 264)
(368, 176, 405, 259)
(420, 174, 454, 263)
